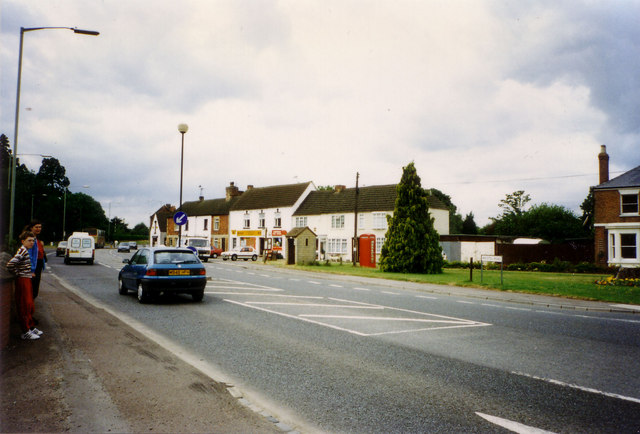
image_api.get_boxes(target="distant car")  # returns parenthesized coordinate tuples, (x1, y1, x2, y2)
(130, 241, 138, 250)
(118, 242, 131, 253)
(64, 232, 95, 265)
(210, 246, 223, 259)
(118, 247, 206, 303)
(56, 241, 67, 257)
(221, 246, 258, 261)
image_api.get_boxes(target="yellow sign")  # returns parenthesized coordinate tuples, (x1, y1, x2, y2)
(237, 230, 262, 237)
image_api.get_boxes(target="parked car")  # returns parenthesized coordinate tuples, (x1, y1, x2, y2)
(117, 242, 131, 253)
(130, 241, 138, 250)
(118, 247, 206, 303)
(64, 232, 95, 265)
(221, 246, 258, 261)
(210, 246, 223, 259)
(56, 241, 67, 257)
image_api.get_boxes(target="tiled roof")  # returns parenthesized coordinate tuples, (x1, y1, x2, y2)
(230, 182, 313, 211)
(180, 197, 239, 216)
(150, 204, 176, 232)
(293, 184, 448, 215)
(594, 165, 640, 189)
(286, 226, 316, 238)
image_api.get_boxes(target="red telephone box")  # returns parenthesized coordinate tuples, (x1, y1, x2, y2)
(359, 234, 376, 268)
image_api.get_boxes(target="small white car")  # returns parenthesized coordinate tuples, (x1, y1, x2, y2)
(221, 246, 258, 261)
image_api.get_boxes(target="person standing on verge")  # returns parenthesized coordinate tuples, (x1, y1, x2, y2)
(25, 220, 46, 299)
(6, 231, 43, 340)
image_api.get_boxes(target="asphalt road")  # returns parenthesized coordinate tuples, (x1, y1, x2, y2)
(48, 249, 640, 433)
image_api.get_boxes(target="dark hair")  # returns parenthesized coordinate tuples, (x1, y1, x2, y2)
(19, 231, 35, 242)
(24, 219, 42, 230)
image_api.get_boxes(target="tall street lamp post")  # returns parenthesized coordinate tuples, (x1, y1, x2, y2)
(177, 123, 189, 247)
(8, 26, 99, 244)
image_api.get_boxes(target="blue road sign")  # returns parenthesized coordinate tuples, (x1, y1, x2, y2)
(173, 211, 188, 226)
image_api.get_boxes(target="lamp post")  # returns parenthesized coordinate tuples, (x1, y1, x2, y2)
(8, 26, 99, 244)
(177, 123, 189, 247)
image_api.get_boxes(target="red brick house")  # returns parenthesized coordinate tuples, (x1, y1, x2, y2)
(593, 146, 640, 267)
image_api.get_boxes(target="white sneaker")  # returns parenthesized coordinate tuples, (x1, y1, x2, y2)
(31, 328, 43, 336)
(21, 330, 40, 340)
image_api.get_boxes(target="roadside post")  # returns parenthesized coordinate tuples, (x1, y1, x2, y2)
(481, 255, 503, 286)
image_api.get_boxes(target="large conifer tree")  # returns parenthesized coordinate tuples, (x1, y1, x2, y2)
(379, 162, 443, 274)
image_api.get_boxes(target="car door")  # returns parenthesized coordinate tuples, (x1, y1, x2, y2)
(131, 249, 150, 282)
(122, 250, 142, 289)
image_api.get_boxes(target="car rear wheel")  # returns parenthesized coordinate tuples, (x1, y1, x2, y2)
(192, 289, 204, 302)
(211, 253, 218, 259)
(231, 254, 237, 261)
(251, 255, 257, 261)
(118, 277, 128, 295)
(137, 283, 151, 304)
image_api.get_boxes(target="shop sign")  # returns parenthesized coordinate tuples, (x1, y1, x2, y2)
(237, 230, 262, 236)
(272, 229, 287, 236)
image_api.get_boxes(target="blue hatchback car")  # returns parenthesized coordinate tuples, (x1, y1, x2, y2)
(118, 247, 207, 303)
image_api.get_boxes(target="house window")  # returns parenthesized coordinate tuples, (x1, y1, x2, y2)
(331, 215, 345, 229)
(244, 212, 250, 229)
(621, 233, 637, 259)
(373, 213, 387, 230)
(204, 218, 208, 231)
(376, 237, 385, 254)
(214, 217, 220, 231)
(185, 220, 189, 232)
(295, 216, 307, 227)
(259, 211, 265, 229)
(610, 233, 616, 260)
(274, 210, 282, 228)
(359, 213, 365, 229)
(621, 192, 639, 214)
(328, 238, 348, 254)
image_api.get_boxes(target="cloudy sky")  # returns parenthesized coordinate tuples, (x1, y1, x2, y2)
(2, 0, 639, 228)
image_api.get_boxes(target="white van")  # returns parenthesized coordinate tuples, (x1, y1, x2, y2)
(65, 232, 95, 265)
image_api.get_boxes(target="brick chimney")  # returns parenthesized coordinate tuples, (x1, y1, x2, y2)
(225, 181, 242, 201)
(334, 185, 346, 193)
(598, 145, 609, 185)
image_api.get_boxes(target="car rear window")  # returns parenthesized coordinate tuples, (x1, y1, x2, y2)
(70, 238, 81, 248)
(188, 239, 208, 247)
(154, 251, 199, 264)
(82, 239, 92, 248)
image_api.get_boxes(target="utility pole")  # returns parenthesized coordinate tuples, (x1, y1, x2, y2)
(353, 172, 359, 266)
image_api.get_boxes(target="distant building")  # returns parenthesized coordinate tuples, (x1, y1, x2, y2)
(593, 145, 640, 267)
(149, 204, 176, 246)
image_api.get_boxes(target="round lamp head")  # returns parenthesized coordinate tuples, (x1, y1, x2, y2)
(178, 123, 189, 134)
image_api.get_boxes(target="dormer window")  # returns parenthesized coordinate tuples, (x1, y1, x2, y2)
(621, 189, 639, 215)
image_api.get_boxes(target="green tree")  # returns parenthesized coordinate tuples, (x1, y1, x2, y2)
(379, 162, 443, 274)
(430, 188, 463, 234)
(580, 188, 595, 235)
(499, 190, 531, 216)
(519, 203, 587, 242)
(461, 212, 478, 234)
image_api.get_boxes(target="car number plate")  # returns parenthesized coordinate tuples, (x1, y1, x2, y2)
(168, 269, 190, 276)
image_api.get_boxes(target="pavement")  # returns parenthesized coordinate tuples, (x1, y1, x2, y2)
(0, 268, 289, 433)
(1, 260, 638, 433)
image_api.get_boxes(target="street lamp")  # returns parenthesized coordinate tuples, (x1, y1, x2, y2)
(8, 26, 99, 244)
(177, 123, 189, 247)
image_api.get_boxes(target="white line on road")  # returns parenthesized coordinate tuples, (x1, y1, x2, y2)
(475, 412, 555, 434)
(353, 287, 370, 291)
(416, 295, 438, 299)
(457, 300, 475, 305)
(329, 284, 343, 288)
(381, 291, 398, 295)
(511, 371, 640, 404)
(307, 281, 321, 285)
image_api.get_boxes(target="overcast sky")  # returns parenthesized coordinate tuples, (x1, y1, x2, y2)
(2, 1, 639, 228)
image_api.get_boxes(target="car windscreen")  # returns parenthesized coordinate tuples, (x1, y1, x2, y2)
(154, 251, 199, 264)
(188, 239, 208, 247)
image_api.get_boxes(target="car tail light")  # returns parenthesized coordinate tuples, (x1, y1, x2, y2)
(197, 269, 206, 276)
(146, 269, 157, 276)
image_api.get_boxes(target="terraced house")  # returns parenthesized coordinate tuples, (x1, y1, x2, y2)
(292, 184, 449, 264)
(594, 146, 640, 267)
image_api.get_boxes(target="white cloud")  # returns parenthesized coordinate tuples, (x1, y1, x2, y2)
(2, 0, 638, 229)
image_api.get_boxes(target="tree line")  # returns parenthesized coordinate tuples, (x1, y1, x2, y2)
(1, 134, 148, 249)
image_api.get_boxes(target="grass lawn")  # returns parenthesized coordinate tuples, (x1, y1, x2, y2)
(283, 263, 640, 305)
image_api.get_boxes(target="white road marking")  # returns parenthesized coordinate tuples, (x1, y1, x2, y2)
(329, 284, 343, 288)
(610, 303, 640, 311)
(511, 371, 640, 404)
(416, 295, 438, 299)
(381, 291, 398, 295)
(353, 287, 370, 291)
(308, 281, 321, 285)
(457, 300, 475, 305)
(475, 412, 555, 434)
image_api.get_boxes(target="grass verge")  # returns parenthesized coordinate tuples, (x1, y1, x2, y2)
(282, 263, 640, 305)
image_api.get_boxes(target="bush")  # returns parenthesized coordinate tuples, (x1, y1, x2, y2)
(446, 260, 613, 274)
